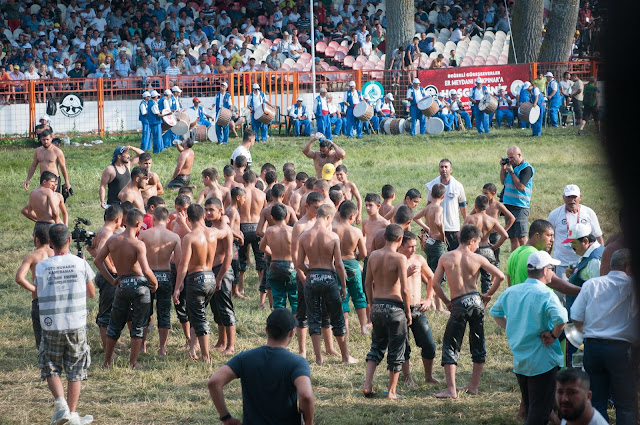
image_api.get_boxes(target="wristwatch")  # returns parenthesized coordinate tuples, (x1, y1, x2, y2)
(549, 330, 557, 340)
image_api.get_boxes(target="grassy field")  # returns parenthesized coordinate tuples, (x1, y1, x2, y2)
(0, 124, 617, 424)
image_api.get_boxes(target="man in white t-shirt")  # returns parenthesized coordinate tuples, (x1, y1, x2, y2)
(231, 129, 256, 167)
(425, 158, 467, 250)
(547, 184, 603, 278)
(35, 224, 95, 425)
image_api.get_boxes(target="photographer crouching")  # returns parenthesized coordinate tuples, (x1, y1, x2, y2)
(500, 146, 535, 251)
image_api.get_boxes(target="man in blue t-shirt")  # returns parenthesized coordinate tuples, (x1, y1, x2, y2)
(208, 308, 315, 425)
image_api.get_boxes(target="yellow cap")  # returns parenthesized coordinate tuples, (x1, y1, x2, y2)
(322, 163, 335, 180)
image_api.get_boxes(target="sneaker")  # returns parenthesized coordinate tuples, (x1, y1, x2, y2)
(68, 412, 94, 425)
(51, 409, 70, 425)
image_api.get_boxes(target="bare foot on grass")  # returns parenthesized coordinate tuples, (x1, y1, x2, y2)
(425, 376, 441, 384)
(342, 355, 359, 364)
(222, 348, 235, 356)
(459, 385, 478, 395)
(434, 390, 458, 399)
(325, 348, 340, 356)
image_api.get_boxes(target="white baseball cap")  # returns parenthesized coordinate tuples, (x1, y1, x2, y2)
(349, 81, 356, 87)
(164, 89, 172, 95)
(172, 86, 182, 93)
(412, 78, 420, 84)
(386, 93, 394, 100)
(221, 81, 228, 87)
(150, 90, 160, 97)
(562, 223, 592, 244)
(523, 81, 531, 89)
(527, 251, 561, 270)
(563, 184, 580, 197)
(142, 91, 151, 98)
(297, 97, 303, 101)
(40, 114, 50, 121)
(475, 77, 482, 83)
(252, 83, 260, 89)
(545, 72, 553, 77)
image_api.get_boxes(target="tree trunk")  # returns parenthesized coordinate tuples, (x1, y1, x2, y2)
(384, 0, 415, 68)
(538, 0, 580, 62)
(508, 0, 544, 64)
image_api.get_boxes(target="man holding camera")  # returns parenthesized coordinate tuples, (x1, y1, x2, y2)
(301, 134, 346, 179)
(500, 146, 534, 251)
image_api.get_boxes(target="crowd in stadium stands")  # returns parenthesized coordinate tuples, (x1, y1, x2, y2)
(0, 0, 602, 103)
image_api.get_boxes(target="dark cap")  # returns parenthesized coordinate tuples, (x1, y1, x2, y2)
(112, 146, 127, 164)
(266, 308, 298, 333)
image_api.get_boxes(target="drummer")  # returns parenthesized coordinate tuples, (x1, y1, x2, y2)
(435, 92, 455, 131)
(344, 81, 364, 139)
(326, 94, 343, 138)
(191, 97, 214, 127)
(213, 81, 231, 145)
(248, 83, 272, 143)
(495, 88, 515, 129)
(529, 83, 545, 137)
(406, 78, 427, 136)
(376, 93, 396, 120)
(470, 77, 490, 135)
(148, 90, 167, 154)
(448, 91, 472, 130)
(289, 97, 311, 137)
(139, 91, 152, 151)
(362, 94, 379, 134)
(159, 90, 177, 149)
(314, 88, 331, 140)
(517, 82, 532, 129)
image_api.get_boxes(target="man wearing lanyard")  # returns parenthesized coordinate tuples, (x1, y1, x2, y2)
(470, 77, 490, 134)
(214, 82, 231, 145)
(314, 88, 331, 139)
(545, 72, 563, 128)
(406, 78, 426, 136)
(344, 81, 363, 139)
(248, 83, 272, 143)
(547, 184, 604, 280)
(139, 91, 151, 151)
(500, 145, 534, 251)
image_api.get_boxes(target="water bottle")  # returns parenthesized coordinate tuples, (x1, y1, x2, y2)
(571, 350, 584, 369)
(64, 136, 70, 146)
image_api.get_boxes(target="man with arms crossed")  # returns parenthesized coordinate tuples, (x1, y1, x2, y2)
(35, 224, 95, 425)
(362, 224, 411, 399)
(432, 224, 504, 398)
(173, 204, 227, 362)
(490, 251, 567, 425)
(297, 204, 358, 366)
(208, 308, 314, 425)
(138, 206, 182, 356)
(397, 231, 439, 385)
(95, 209, 159, 369)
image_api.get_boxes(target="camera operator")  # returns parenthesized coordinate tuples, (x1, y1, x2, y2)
(301, 133, 346, 179)
(500, 145, 535, 251)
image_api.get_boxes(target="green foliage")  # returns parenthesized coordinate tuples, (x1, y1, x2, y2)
(0, 126, 617, 424)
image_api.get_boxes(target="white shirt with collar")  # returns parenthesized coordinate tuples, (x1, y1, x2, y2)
(425, 175, 467, 232)
(548, 204, 603, 266)
(570, 270, 638, 344)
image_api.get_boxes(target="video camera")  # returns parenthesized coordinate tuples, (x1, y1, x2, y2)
(71, 217, 95, 258)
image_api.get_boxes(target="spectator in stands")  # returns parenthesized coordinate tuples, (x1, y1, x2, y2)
(482, 4, 495, 29)
(448, 50, 460, 67)
(361, 34, 373, 58)
(265, 16, 281, 41)
(430, 54, 447, 69)
(81, 45, 98, 75)
(94, 63, 110, 78)
(218, 58, 233, 74)
(437, 5, 453, 29)
(176, 50, 191, 74)
(114, 51, 131, 78)
(347, 33, 361, 58)
(288, 35, 304, 60)
(450, 15, 465, 31)
(266, 47, 282, 71)
(494, 10, 510, 33)
(68, 62, 84, 79)
(136, 57, 154, 84)
(165, 58, 180, 79)
(418, 34, 435, 55)
(465, 14, 483, 38)
(0, 67, 14, 104)
(371, 23, 385, 49)
(414, 6, 430, 33)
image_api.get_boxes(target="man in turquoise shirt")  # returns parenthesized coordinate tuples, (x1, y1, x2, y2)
(491, 251, 568, 425)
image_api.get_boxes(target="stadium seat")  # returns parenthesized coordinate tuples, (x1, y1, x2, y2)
(343, 56, 355, 68)
(324, 46, 336, 57)
(334, 51, 346, 61)
(30, 4, 41, 14)
(3, 29, 13, 41)
(316, 42, 327, 54)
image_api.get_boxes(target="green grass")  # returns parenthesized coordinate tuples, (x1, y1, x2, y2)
(0, 124, 617, 424)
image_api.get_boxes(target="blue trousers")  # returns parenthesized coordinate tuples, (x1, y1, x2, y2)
(215, 124, 229, 144)
(251, 115, 268, 142)
(436, 112, 455, 131)
(316, 114, 330, 139)
(163, 129, 176, 149)
(410, 105, 426, 136)
(140, 122, 151, 151)
(454, 111, 472, 129)
(345, 108, 362, 138)
(531, 104, 545, 136)
(341, 117, 348, 135)
(496, 109, 514, 128)
(548, 104, 561, 127)
(150, 123, 163, 153)
(584, 338, 637, 425)
(293, 118, 311, 136)
(328, 116, 341, 137)
(473, 104, 490, 134)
